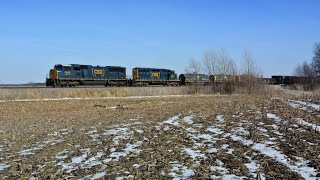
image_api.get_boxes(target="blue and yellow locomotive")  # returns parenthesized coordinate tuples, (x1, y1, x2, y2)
(46, 64, 127, 87)
(132, 67, 180, 86)
(46, 64, 181, 87)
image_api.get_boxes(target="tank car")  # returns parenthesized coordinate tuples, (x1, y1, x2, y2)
(179, 74, 212, 85)
(210, 74, 240, 83)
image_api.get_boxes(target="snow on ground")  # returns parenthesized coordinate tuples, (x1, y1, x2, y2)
(83, 172, 106, 180)
(0, 163, 10, 171)
(162, 115, 181, 126)
(19, 128, 73, 156)
(216, 115, 224, 123)
(266, 105, 320, 135)
(244, 154, 266, 180)
(296, 118, 320, 133)
(169, 161, 195, 180)
(58, 125, 144, 175)
(207, 127, 224, 135)
(267, 113, 282, 121)
(231, 113, 317, 179)
(2, 105, 319, 179)
(214, 110, 318, 179)
(229, 126, 318, 179)
(210, 159, 245, 180)
(183, 116, 194, 124)
(288, 100, 320, 110)
(252, 142, 318, 179)
(165, 114, 246, 179)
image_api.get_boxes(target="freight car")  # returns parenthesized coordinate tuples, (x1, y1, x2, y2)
(211, 75, 240, 83)
(270, 75, 319, 85)
(46, 64, 127, 87)
(132, 67, 180, 86)
(179, 74, 212, 86)
(271, 76, 294, 84)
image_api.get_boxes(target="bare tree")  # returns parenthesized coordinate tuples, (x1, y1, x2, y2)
(202, 49, 238, 94)
(227, 60, 238, 77)
(185, 58, 202, 93)
(312, 42, 320, 75)
(203, 48, 237, 75)
(203, 49, 217, 75)
(294, 61, 316, 90)
(185, 58, 201, 74)
(293, 63, 304, 76)
(240, 50, 260, 93)
(294, 61, 316, 77)
(241, 50, 258, 76)
(302, 62, 316, 77)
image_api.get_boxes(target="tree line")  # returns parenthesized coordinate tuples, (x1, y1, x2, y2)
(185, 49, 261, 77)
(294, 42, 320, 90)
(185, 49, 262, 94)
(294, 42, 320, 77)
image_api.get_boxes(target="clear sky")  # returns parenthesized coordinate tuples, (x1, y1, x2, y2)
(0, 0, 319, 83)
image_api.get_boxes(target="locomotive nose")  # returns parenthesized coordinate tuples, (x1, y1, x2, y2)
(50, 69, 58, 79)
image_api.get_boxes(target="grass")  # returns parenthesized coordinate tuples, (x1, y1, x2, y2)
(0, 87, 191, 100)
(0, 84, 280, 100)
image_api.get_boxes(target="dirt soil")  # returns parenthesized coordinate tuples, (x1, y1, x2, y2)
(0, 95, 319, 179)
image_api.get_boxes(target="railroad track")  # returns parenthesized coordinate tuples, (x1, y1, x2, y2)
(0, 86, 48, 89)
(0, 85, 171, 89)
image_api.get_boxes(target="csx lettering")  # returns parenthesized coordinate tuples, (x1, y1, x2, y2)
(94, 69, 104, 75)
(152, 72, 159, 77)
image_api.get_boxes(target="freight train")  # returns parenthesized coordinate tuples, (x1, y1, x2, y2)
(46, 64, 315, 87)
(45, 64, 244, 87)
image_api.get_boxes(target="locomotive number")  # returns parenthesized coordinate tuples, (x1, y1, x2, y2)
(93, 69, 104, 75)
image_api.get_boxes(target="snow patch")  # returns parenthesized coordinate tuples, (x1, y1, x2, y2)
(83, 172, 106, 180)
(297, 118, 320, 133)
(267, 113, 281, 121)
(231, 134, 318, 179)
(183, 116, 194, 124)
(182, 147, 207, 160)
(163, 115, 181, 126)
(253, 143, 318, 179)
(216, 115, 224, 123)
(169, 161, 195, 179)
(104, 141, 142, 163)
(207, 148, 218, 154)
(0, 163, 10, 171)
(103, 128, 131, 145)
(288, 100, 320, 110)
(207, 127, 224, 135)
(210, 159, 245, 179)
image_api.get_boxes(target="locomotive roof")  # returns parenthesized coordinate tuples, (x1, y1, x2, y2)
(133, 67, 175, 71)
(183, 73, 209, 77)
(54, 64, 125, 68)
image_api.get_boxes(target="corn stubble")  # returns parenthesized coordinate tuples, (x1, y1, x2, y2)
(0, 91, 319, 179)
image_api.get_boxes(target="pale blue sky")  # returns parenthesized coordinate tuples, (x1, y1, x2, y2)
(0, 0, 319, 83)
